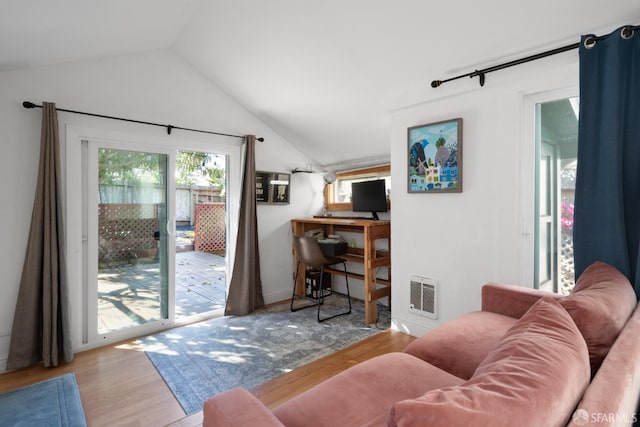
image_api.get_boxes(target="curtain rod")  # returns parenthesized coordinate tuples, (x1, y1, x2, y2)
(22, 101, 264, 142)
(431, 24, 639, 89)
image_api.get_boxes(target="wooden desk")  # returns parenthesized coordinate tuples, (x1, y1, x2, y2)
(291, 217, 391, 324)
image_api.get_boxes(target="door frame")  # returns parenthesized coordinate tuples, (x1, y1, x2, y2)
(65, 125, 242, 352)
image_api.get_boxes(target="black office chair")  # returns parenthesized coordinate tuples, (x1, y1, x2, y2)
(290, 236, 352, 322)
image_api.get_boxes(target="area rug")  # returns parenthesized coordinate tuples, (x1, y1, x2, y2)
(139, 296, 389, 415)
(0, 373, 86, 427)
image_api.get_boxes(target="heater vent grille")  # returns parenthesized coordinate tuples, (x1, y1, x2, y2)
(409, 276, 438, 319)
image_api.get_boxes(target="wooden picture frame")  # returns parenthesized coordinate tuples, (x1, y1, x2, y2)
(407, 118, 462, 193)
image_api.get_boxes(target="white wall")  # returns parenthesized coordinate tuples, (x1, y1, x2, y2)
(390, 52, 580, 337)
(256, 163, 325, 303)
(0, 49, 323, 370)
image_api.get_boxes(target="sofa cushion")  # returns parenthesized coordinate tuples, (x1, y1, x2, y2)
(389, 297, 590, 427)
(403, 310, 516, 379)
(273, 352, 464, 427)
(560, 261, 636, 374)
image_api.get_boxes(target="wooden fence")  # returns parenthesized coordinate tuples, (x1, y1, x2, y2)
(98, 203, 158, 264)
(194, 203, 226, 253)
(98, 202, 226, 265)
(99, 184, 222, 223)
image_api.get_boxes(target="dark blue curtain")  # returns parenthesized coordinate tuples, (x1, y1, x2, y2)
(573, 26, 640, 298)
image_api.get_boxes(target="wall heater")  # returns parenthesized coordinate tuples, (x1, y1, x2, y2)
(409, 275, 438, 319)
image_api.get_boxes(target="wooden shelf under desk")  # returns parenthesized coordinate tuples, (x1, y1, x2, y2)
(291, 217, 391, 324)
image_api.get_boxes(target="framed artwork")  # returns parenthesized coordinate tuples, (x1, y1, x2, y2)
(407, 118, 462, 193)
(256, 171, 290, 204)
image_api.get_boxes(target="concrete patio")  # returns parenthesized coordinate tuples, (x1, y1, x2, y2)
(98, 250, 226, 332)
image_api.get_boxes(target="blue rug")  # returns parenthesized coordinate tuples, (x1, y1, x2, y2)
(0, 373, 86, 427)
(139, 297, 389, 415)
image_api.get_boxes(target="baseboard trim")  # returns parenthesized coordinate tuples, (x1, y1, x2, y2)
(262, 289, 293, 305)
(0, 332, 9, 374)
(391, 313, 437, 337)
(0, 354, 8, 374)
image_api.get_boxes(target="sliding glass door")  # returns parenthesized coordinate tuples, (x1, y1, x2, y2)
(84, 141, 175, 343)
(95, 147, 171, 333)
(66, 126, 241, 350)
(84, 141, 233, 344)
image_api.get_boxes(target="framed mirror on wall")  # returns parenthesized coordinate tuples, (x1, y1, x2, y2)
(256, 171, 290, 204)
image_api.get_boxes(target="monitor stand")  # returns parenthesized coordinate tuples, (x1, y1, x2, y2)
(370, 212, 380, 220)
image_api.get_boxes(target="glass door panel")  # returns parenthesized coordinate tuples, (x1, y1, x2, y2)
(537, 143, 557, 292)
(534, 97, 578, 294)
(96, 148, 170, 333)
(174, 150, 228, 322)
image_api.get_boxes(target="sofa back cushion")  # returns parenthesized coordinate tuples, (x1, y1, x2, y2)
(560, 261, 636, 374)
(403, 311, 516, 380)
(389, 297, 590, 427)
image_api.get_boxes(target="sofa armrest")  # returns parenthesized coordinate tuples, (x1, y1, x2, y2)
(481, 283, 561, 319)
(203, 387, 285, 427)
(568, 304, 640, 427)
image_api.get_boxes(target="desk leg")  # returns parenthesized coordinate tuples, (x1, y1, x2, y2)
(363, 228, 378, 324)
(364, 276, 378, 324)
(291, 224, 305, 297)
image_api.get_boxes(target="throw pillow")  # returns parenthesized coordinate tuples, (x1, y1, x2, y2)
(403, 311, 516, 380)
(560, 261, 636, 374)
(389, 297, 590, 427)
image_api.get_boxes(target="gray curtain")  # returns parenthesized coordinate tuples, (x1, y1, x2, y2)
(7, 102, 73, 370)
(225, 135, 265, 315)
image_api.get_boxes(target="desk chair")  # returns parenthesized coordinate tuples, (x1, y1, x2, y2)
(290, 236, 352, 322)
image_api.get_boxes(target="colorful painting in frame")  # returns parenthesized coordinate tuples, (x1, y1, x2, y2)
(408, 118, 462, 193)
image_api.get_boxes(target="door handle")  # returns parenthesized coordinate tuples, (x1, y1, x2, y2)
(166, 219, 175, 236)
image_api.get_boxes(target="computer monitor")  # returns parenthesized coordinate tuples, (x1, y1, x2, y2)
(351, 179, 388, 220)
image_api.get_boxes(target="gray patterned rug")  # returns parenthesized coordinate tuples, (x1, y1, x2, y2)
(138, 295, 390, 415)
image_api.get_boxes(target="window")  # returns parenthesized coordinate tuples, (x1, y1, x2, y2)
(324, 165, 390, 212)
(535, 96, 578, 295)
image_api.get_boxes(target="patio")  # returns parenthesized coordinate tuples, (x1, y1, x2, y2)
(98, 250, 226, 333)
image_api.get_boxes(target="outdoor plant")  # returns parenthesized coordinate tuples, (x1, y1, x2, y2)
(561, 202, 574, 231)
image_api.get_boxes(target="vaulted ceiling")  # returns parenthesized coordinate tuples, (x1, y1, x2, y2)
(2, 0, 639, 168)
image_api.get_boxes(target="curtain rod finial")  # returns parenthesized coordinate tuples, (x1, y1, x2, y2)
(257, 137, 264, 142)
(23, 101, 37, 109)
(431, 80, 442, 88)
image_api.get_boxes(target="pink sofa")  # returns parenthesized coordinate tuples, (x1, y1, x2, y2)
(203, 262, 640, 427)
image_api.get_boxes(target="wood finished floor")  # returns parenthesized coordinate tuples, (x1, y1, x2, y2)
(0, 329, 415, 426)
